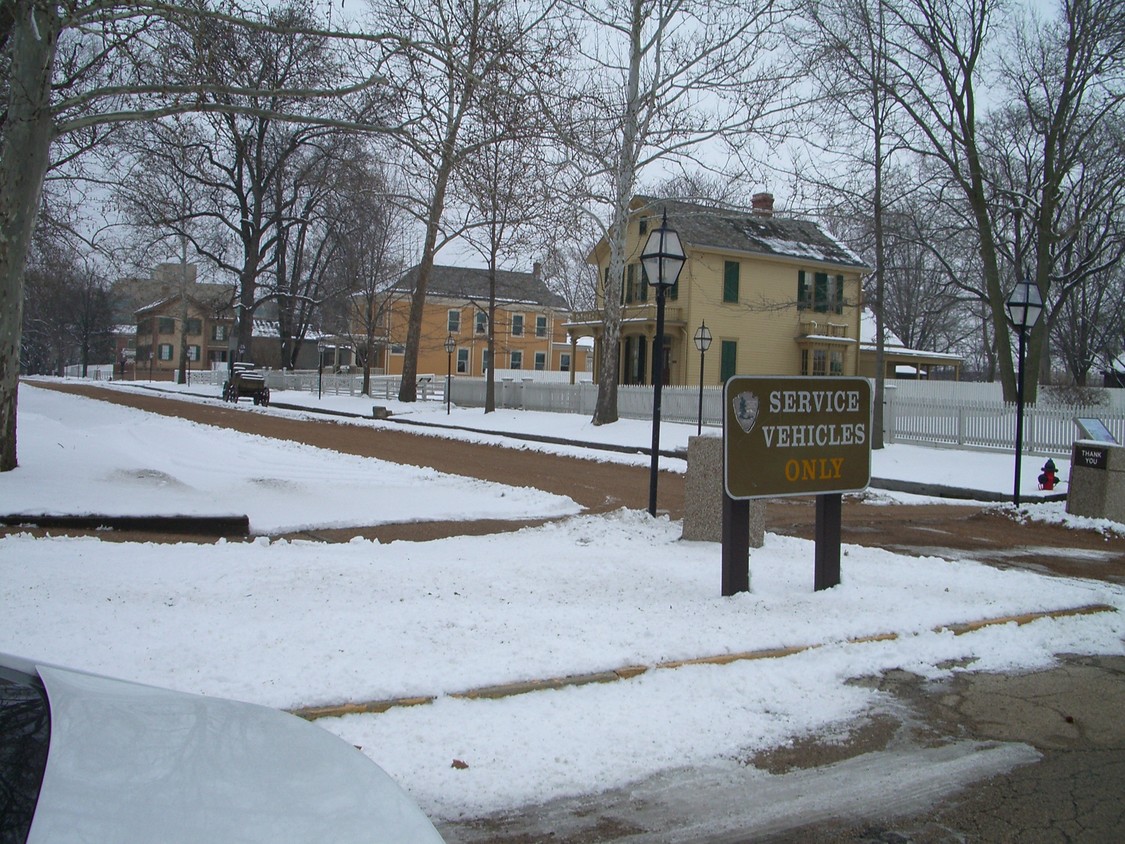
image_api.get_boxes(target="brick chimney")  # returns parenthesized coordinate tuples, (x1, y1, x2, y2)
(751, 192, 774, 217)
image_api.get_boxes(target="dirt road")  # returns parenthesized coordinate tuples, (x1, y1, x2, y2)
(23, 381, 1125, 584)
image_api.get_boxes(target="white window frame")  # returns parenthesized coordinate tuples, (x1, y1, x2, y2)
(475, 312, 488, 335)
(456, 348, 469, 374)
(511, 313, 524, 337)
(534, 352, 546, 371)
(510, 350, 523, 370)
(535, 315, 548, 337)
(447, 309, 461, 333)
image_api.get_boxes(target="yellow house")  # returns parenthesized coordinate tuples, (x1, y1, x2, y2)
(134, 288, 235, 380)
(570, 195, 871, 386)
(376, 264, 589, 378)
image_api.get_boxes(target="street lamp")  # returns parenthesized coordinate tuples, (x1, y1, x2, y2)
(317, 342, 325, 400)
(640, 209, 686, 517)
(444, 334, 456, 415)
(693, 321, 712, 436)
(1005, 274, 1044, 507)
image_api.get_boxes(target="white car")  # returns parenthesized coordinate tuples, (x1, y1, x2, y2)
(0, 653, 444, 843)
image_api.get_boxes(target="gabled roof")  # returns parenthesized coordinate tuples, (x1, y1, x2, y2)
(134, 285, 233, 316)
(630, 196, 869, 271)
(396, 264, 565, 309)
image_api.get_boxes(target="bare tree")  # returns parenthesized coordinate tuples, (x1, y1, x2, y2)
(877, 0, 1125, 401)
(0, 0, 396, 470)
(794, 0, 906, 445)
(553, 0, 786, 424)
(325, 155, 405, 395)
(373, 0, 560, 403)
(21, 239, 115, 377)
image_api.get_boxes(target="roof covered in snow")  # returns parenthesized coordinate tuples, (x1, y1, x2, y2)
(630, 196, 869, 271)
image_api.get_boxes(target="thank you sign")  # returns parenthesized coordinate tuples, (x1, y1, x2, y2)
(725, 376, 872, 499)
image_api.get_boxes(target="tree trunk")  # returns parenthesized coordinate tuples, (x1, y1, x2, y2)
(399, 166, 453, 403)
(0, 2, 59, 471)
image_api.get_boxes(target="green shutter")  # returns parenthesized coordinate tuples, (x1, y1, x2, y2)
(720, 340, 738, 382)
(835, 274, 844, 314)
(798, 270, 808, 309)
(723, 261, 739, 303)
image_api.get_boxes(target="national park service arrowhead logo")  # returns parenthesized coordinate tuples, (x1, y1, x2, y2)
(733, 391, 760, 434)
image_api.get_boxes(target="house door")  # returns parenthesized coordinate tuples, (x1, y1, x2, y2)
(623, 336, 647, 385)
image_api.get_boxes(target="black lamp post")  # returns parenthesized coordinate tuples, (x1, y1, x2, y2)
(444, 334, 456, 415)
(317, 342, 325, 400)
(1005, 274, 1044, 506)
(641, 209, 686, 517)
(693, 321, 712, 436)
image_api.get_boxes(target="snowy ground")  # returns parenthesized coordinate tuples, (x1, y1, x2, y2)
(2, 379, 1123, 822)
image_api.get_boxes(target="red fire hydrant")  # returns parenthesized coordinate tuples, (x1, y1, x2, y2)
(1038, 459, 1058, 490)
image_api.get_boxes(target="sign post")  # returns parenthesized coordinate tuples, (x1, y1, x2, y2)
(723, 376, 872, 592)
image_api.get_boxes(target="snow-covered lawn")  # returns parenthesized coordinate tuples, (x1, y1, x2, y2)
(2, 380, 1122, 821)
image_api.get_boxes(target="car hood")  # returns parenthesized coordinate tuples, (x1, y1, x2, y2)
(28, 664, 444, 843)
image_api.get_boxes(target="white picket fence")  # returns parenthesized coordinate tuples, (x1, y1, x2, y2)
(65, 364, 1125, 455)
(443, 378, 1122, 456)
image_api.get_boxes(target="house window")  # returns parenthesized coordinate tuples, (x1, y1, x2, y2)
(511, 314, 524, 337)
(623, 263, 649, 304)
(510, 350, 523, 370)
(535, 315, 548, 337)
(534, 352, 546, 371)
(456, 348, 469, 374)
(481, 349, 491, 374)
(187, 345, 200, 362)
(720, 340, 737, 383)
(391, 344, 405, 355)
(212, 324, 228, 341)
(448, 310, 461, 333)
(186, 318, 202, 335)
(723, 261, 740, 303)
(639, 217, 648, 236)
(560, 353, 571, 372)
(475, 312, 488, 335)
(158, 317, 175, 334)
(830, 349, 844, 375)
(158, 343, 174, 361)
(208, 350, 228, 364)
(799, 271, 844, 313)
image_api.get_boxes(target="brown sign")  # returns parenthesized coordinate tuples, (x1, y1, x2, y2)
(724, 376, 872, 499)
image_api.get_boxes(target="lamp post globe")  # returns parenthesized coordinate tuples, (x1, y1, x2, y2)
(1005, 275, 1044, 507)
(640, 209, 686, 517)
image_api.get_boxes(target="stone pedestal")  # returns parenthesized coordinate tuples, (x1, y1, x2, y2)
(681, 435, 764, 546)
(1066, 441, 1125, 523)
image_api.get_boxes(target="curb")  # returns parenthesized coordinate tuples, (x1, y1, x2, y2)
(290, 603, 1116, 721)
(1, 513, 250, 536)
